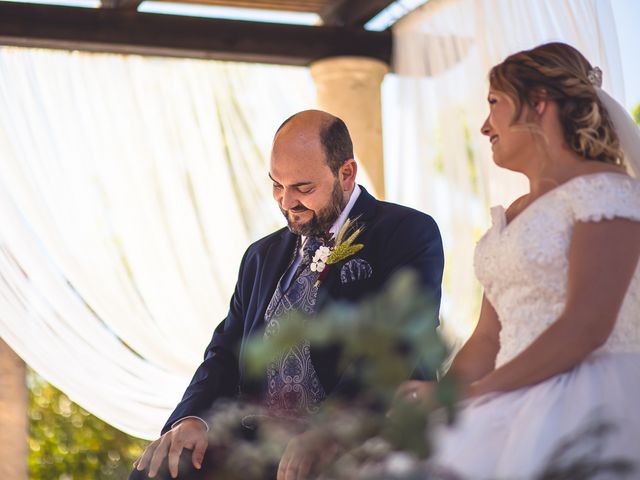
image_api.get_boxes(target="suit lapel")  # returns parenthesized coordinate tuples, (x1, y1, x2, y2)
(316, 186, 379, 306)
(346, 186, 379, 225)
(311, 187, 380, 391)
(255, 228, 298, 324)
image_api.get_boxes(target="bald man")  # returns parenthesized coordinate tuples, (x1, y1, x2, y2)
(130, 110, 444, 480)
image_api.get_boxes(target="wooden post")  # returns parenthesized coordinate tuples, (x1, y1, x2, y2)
(0, 339, 28, 480)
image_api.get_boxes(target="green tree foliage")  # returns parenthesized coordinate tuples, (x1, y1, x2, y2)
(28, 371, 146, 479)
(633, 104, 640, 125)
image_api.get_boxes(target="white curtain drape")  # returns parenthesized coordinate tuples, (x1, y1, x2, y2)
(0, 0, 626, 439)
(0, 48, 315, 439)
(385, 0, 624, 342)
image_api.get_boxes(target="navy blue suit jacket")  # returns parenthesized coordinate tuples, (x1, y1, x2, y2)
(162, 187, 444, 433)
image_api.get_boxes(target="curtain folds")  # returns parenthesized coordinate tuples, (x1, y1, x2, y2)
(386, 0, 624, 342)
(0, 0, 626, 439)
(0, 48, 315, 439)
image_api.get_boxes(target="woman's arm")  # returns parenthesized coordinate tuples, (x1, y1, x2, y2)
(446, 294, 501, 384)
(393, 294, 500, 406)
(468, 217, 640, 397)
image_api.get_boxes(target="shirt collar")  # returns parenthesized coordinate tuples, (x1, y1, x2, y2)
(329, 184, 361, 238)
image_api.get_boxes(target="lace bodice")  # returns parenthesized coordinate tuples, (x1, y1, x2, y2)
(474, 172, 640, 367)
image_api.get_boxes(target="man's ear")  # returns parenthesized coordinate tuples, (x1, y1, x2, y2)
(339, 159, 357, 190)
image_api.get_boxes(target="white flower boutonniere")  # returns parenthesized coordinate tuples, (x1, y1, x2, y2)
(313, 218, 365, 287)
(311, 246, 331, 273)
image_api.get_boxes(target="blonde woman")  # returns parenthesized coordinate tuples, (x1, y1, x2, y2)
(399, 42, 640, 478)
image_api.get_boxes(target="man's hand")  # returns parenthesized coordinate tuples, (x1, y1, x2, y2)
(277, 429, 340, 480)
(133, 418, 208, 479)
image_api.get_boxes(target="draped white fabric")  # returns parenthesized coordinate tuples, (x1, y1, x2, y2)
(0, 48, 315, 439)
(385, 0, 624, 341)
(0, 1, 627, 440)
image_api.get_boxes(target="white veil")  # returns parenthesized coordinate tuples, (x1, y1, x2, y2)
(595, 86, 640, 179)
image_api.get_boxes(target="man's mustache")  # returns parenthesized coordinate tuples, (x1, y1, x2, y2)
(288, 205, 309, 213)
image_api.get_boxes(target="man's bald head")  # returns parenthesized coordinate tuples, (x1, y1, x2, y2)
(274, 110, 354, 176)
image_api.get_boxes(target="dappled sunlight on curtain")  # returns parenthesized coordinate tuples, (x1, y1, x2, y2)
(0, 48, 315, 438)
(385, 0, 623, 346)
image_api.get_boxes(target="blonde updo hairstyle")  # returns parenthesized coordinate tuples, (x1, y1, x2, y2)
(489, 42, 624, 166)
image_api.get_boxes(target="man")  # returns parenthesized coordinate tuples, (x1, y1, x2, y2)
(130, 110, 444, 479)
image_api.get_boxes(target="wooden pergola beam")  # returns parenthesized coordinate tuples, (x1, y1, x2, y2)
(100, 0, 144, 10)
(320, 0, 395, 27)
(143, 0, 326, 13)
(0, 2, 392, 66)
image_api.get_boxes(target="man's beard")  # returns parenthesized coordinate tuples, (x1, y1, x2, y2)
(282, 180, 346, 236)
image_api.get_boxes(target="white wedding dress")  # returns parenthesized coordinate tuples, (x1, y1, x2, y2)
(430, 172, 640, 479)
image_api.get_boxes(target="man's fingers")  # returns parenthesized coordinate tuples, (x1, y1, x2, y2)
(295, 455, 314, 480)
(277, 445, 294, 480)
(283, 456, 299, 480)
(282, 446, 312, 480)
(277, 455, 289, 480)
(167, 438, 186, 479)
(191, 437, 208, 470)
(136, 441, 158, 471)
(148, 437, 171, 478)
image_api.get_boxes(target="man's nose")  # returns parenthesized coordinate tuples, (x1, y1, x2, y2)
(281, 189, 300, 210)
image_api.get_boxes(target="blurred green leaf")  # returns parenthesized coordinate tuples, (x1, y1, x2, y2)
(244, 269, 453, 461)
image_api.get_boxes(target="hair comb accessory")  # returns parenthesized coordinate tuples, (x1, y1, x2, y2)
(587, 66, 603, 87)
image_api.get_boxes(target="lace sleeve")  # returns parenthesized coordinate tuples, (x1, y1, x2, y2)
(565, 173, 640, 223)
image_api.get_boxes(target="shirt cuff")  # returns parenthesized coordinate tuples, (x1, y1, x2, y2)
(171, 416, 209, 432)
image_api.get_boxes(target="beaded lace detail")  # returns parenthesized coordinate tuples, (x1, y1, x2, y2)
(474, 173, 640, 367)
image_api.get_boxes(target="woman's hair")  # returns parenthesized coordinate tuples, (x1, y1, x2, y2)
(489, 42, 623, 165)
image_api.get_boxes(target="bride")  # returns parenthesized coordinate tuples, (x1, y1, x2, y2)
(397, 42, 640, 478)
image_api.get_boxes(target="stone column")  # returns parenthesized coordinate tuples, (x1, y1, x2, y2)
(310, 56, 389, 199)
(0, 339, 28, 480)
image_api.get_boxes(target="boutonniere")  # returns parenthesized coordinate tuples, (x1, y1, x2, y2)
(312, 218, 365, 287)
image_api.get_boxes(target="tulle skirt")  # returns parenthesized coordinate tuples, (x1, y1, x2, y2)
(429, 352, 640, 479)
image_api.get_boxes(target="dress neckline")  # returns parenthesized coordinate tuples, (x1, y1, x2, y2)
(493, 171, 632, 233)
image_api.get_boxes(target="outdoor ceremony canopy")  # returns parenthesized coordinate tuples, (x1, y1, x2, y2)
(0, 0, 626, 448)
(0, 0, 393, 64)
